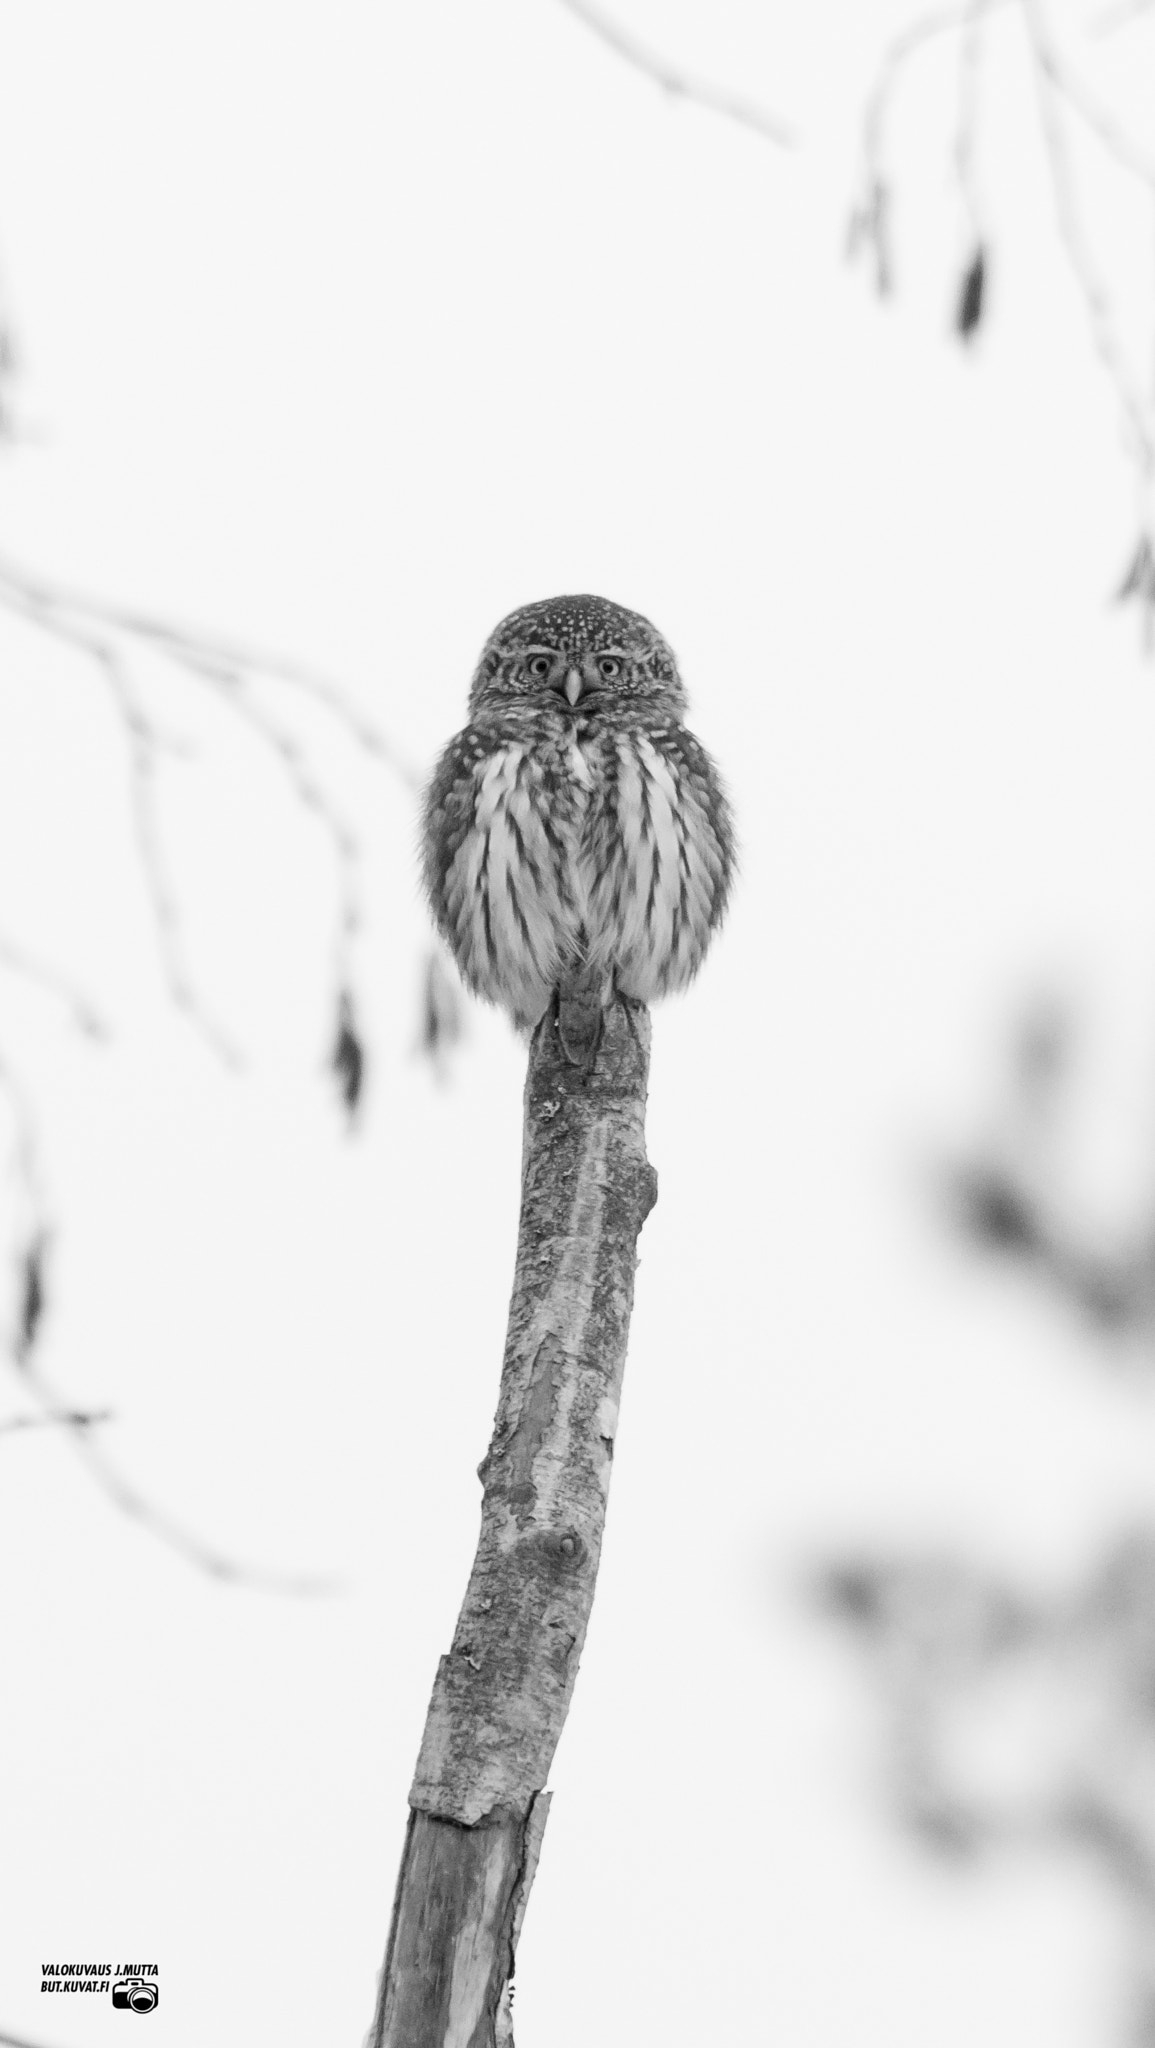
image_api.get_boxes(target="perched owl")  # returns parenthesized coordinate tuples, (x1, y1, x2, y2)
(421, 594, 734, 1067)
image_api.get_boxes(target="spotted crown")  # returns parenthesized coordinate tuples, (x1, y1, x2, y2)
(468, 592, 688, 718)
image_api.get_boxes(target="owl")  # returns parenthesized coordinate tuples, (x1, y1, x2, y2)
(421, 594, 734, 1067)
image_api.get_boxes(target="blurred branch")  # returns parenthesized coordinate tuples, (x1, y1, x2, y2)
(954, 0, 994, 246)
(851, 0, 1155, 628)
(1092, 0, 1155, 36)
(0, 550, 422, 1082)
(0, 567, 243, 1065)
(851, 0, 1012, 294)
(942, 995, 1155, 1351)
(172, 645, 364, 999)
(826, 1534, 1155, 2044)
(0, 555, 420, 788)
(415, 946, 466, 1081)
(0, 1043, 332, 1589)
(1022, 15, 1155, 471)
(0, 244, 21, 445)
(556, 0, 796, 148)
(0, 1406, 113, 1436)
(21, 1355, 340, 1593)
(0, 934, 110, 1041)
(1022, 0, 1155, 191)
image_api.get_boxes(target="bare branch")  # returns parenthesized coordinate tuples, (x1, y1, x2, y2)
(1091, 0, 1155, 36)
(861, 1, 1011, 193)
(1022, 0, 1155, 477)
(166, 644, 365, 994)
(0, 1036, 337, 1591)
(0, 934, 110, 1041)
(1023, 0, 1155, 190)
(15, 1348, 340, 1595)
(0, 1042, 48, 1237)
(0, 568, 244, 1065)
(0, 1406, 113, 1436)
(955, 0, 995, 244)
(0, 549, 422, 1069)
(852, 0, 1013, 294)
(555, 0, 795, 149)
(415, 947, 466, 1081)
(0, 554, 420, 791)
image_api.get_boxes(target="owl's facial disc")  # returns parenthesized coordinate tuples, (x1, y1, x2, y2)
(467, 594, 688, 718)
(522, 644, 626, 708)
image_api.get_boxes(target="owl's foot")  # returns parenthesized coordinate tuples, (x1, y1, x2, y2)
(556, 986, 602, 1073)
(614, 987, 650, 1058)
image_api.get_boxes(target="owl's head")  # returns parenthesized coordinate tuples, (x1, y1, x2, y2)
(468, 594, 687, 720)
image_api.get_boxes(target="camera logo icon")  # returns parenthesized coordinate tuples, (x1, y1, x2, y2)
(112, 1979, 158, 2014)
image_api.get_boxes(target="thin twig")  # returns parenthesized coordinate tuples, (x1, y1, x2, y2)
(16, 1349, 340, 1595)
(0, 573, 243, 1065)
(555, 0, 795, 148)
(852, 0, 1013, 294)
(861, 0, 1013, 190)
(0, 1407, 113, 1436)
(0, 1040, 337, 1591)
(0, 549, 419, 1064)
(1091, 0, 1155, 36)
(0, 553, 420, 791)
(955, 0, 994, 242)
(165, 645, 363, 993)
(1022, 0, 1155, 476)
(0, 934, 110, 1041)
(1024, 0, 1155, 190)
(0, 1042, 47, 1235)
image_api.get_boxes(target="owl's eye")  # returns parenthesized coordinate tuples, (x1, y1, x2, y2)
(526, 654, 552, 680)
(597, 656, 622, 681)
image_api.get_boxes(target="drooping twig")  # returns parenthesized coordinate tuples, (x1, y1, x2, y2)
(0, 1038, 337, 1592)
(1092, 0, 1155, 32)
(0, 1407, 113, 1436)
(169, 645, 364, 997)
(0, 554, 420, 789)
(0, 549, 419, 1076)
(15, 1346, 340, 1594)
(555, 0, 795, 149)
(850, 0, 1013, 295)
(415, 946, 466, 1081)
(0, 571, 242, 1065)
(370, 996, 657, 2045)
(953, 1, 994, 335)
(1022, 0, 1155, 193)
(852, 1, 1155, 630)
(0, 243, 21, 445)
(1022, 3, 1155, 478)
(0, 934, 110, 1042)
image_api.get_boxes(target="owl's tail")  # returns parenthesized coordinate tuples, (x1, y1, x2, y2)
(557, 964, 605, 1071)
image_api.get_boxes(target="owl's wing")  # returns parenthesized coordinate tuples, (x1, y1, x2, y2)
(421, 724, 574, 1026)
(421, 726, 489, 929)
(657, 721, 736, 931)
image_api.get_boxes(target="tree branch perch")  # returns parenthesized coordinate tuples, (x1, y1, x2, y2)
(371, 994, 657, 2046)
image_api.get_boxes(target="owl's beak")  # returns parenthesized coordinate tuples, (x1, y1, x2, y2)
(563, 667, 584, 707)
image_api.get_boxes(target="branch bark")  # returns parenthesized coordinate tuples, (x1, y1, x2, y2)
(371, 995, 657, 2047)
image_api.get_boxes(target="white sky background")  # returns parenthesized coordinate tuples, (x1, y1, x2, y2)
(1, 1, 1155, 2043)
